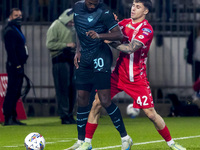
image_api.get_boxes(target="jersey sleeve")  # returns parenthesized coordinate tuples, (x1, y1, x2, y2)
(118, 20, 123, 27)
(134, 26, 153, 46)
(101, 9, 118, 31)
(118, 19, 127, 27)
(118, 19, 130, 44)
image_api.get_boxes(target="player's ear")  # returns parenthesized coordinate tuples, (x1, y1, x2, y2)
(144, 8, 149, 15)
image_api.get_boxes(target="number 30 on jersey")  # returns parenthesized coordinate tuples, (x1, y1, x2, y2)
(94, 58, 104, 69)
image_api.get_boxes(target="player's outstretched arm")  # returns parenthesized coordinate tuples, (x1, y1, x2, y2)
(86, 26, 123, 41)
(109, 39, 143, 54)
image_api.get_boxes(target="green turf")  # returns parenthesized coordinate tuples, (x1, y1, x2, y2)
(0, 116, 200, 150)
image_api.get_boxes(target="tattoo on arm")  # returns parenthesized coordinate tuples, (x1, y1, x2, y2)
(108, 41, 121, 48)
(116, 40, 143, 54)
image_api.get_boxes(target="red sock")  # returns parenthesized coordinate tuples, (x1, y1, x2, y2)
(157, 125, 172, 142)
(85, 122, 98, 139)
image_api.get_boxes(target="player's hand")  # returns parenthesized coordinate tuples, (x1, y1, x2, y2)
(86, 30, 99, 39)
(16, 66, 24, 76)
(113, 13, 119, 22)
(67, 42, 76, 49)
(74, 51, 81, 69)
(104, 40, 112, 44)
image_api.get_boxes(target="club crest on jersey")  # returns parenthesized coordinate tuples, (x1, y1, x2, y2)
(126, 24, 135, 30)
(105, 10, 109, 14)
(142, 28, 152, 33)
(138, 35, 144, 39)
(88, 16, 94, 22)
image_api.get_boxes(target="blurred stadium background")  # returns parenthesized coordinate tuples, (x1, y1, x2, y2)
(0, 0, 200, 117)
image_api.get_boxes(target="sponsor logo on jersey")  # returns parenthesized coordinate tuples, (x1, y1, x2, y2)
(88, 16, 94, 22)
(74, 13, 79, 16)
(105, 10, 109, 14)
(142, 28, 152, 33)
(126, 24, 135, 30)
(142, 31, 149, 36)
(138, 35, 144, 39)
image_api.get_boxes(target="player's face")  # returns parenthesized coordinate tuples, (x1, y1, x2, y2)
(131, 2, 148, 22)
(67, 20, 74, 27)
(9, 10, 22, 20)
(85, 0, 99, 12)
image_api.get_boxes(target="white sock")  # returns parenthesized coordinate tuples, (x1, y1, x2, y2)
(167, 139, 175, 147)
(85, 138, 92, 143)
(77, 140, 84, 144)
(121, 135, 130, 141)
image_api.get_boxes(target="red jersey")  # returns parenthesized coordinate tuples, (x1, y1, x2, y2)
(113, 19, 153, 82)
(111, 19, 154, 109)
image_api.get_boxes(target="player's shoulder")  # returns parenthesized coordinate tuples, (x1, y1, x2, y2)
(142, 20, 153, 33)
(99, 3, 113, 15)
(73, 0, 84, 10)
(119, 18, 132, 26)
(74, 0, 84, 6)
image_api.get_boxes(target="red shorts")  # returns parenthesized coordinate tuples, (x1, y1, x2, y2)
(111, 72, 154, 109)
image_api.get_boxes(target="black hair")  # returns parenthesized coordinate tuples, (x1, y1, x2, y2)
(134, 0, 152, 12)
(9, 8, 21, 16)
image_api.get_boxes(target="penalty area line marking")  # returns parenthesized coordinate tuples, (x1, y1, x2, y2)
(92, 135, 200, 150)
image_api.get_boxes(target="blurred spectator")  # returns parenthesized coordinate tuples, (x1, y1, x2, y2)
(168, 94, 199, 117)
(22, 0, 40, 21)
(192, 25, 200, 82)
(1, 0, 23, 21)
(192, 78, 200, 107)
(186, 24, 200, 107)
(193, 78, 200, 92)
(155, 0, 172, 22)
(46, 9, 76, 124)
(186, 25, 200, 81)
(2, 8, 28, 125)
(48, 0, 75, 21)
(38, 0, 49, 21)
(103, 0, 125, 19)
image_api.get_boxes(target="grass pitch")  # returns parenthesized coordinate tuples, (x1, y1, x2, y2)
(0, 116, 200, 150)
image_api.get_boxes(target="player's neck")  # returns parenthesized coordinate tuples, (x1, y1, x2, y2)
(132, 18, 145, 24)
(131, 16, 146, 24)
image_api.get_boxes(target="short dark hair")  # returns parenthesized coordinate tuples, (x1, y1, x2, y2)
(134, 0, 152, 12)
(9, 8, 21, 16)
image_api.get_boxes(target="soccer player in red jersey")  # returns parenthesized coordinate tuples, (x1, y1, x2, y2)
(77, 0, 186, 150)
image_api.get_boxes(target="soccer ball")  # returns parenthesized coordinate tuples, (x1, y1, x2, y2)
(24, 132, 45, 150)
(126, 104, 140, 118)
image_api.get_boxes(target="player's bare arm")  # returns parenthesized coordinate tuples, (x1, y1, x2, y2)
(74, 33, 81, 69)
(86, 25, 123, 41)
(109, 39, 143, 54)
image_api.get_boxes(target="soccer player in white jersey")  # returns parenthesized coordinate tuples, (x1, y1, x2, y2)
(75, 0, 186, 150)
